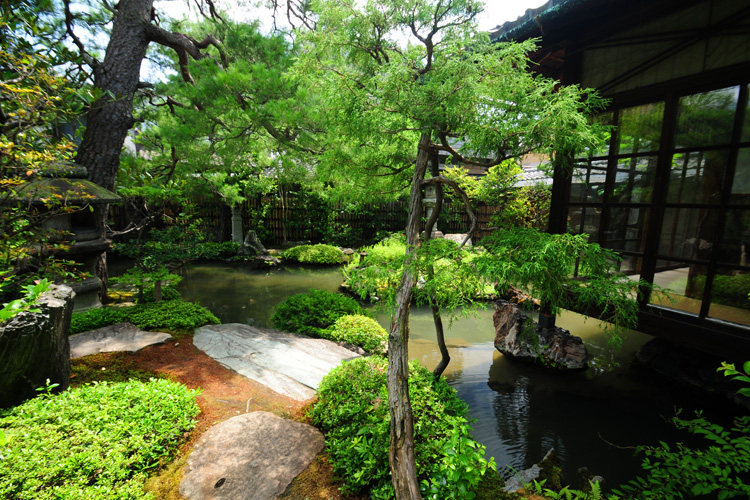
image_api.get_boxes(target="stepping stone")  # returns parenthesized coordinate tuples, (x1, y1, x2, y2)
(194, 323, 360, 401)
(69, 322, 171, 358)
(179, 411, 324, 500)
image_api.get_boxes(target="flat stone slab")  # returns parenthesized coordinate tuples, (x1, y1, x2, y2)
(179, 411, 324, 500)
(194, 323, 359, 401)
(69, 322, 171, 359)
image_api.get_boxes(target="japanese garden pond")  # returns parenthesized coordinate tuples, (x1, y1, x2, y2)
(171, 261, 738, 488)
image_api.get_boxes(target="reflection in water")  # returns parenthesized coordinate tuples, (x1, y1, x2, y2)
(177, 263, 345, 327)
(175, 262, 740, 490)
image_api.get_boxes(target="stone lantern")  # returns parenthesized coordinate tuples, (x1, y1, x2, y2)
(19, 162, 120, 310)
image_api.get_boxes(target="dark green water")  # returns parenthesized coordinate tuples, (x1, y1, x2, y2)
(176, 262, 736, 488)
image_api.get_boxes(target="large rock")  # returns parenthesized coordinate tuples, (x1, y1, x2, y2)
(180, 411, 324, 500)
(0, 285, 74, 408)
(69, 322, 171, 358)
(194, 324, 360, 400)
(493, 300, 588, 370)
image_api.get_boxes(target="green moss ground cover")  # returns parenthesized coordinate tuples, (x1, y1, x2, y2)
(70, 300, 219, 335)
(0, 379, 200, 500)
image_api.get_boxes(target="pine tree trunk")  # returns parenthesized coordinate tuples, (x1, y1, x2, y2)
(77, 0, 153, 192)
(388, 131, 430, 500)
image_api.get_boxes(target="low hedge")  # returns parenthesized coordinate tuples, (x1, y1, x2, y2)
(310, 356, 495, 500)
(70, 299, 219, 334)
(0, 378, 200, 500)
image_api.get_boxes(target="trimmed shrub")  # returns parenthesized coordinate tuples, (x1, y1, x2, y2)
(310, 357, 495, 500)
(271, 289, 365, 336)
(0, 378, 200, 500)
(282, 244, 343, 265)
(70, 299, 220, 334)
(322, 314, 387, 354)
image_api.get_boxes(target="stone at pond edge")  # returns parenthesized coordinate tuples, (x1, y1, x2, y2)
(179, 411, 324, 500)
(68, 322, 171, 358)
(0, 285, 74, 408)
(493, 300, 588, 370)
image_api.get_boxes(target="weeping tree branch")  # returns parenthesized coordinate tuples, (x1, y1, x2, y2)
(435, 132, 510, 169)
(422, 175, 477, 248)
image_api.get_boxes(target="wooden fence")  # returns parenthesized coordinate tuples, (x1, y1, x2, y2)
(112, 195, 499, 247)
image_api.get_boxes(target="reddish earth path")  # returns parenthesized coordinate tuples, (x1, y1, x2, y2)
(70, 336, 363, 500)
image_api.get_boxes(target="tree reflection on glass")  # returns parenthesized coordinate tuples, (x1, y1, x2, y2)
(675, 87, 739, 149)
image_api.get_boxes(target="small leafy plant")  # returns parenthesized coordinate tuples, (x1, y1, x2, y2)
(110, 267, 182, 303)
(271, 289, 365, 336)
(0, 279, 51, 323)
(611, 361, 750, 499)
(0, 378, 200, 500)
(282, 244, 343, 265)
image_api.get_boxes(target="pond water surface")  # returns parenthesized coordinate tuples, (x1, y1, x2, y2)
(176, 262, 737, 489)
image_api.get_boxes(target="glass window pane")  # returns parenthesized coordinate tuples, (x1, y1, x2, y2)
(667, 150, 727, 204)
(708, 268, 750, 325)
(659, 208, 718, 261)
(586, 112, 614, 157)
(617, 103, 664, 155)
(611, 156, 657, 203)
(731, 148, 750, 205)
(618, 255, 642, 276)
(675, 87, 739, 148)
(570, 160, 607, 203)
(650, 260, 706, 315)
(567, 206, 601, 243)
(718, 209, 750, 266)
(742, 84, 750, 142)
(605, 207, 649, 254)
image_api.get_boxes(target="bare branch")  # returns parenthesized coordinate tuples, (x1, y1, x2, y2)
(63, 0, 99, 69)
(144, 24, 227, 83)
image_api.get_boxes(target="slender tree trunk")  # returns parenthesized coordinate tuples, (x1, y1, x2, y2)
(431, 304, 450, 379)
(388, 131, 430, 500)
(423, 151, 450, 379)
(154, 279, 162, 301)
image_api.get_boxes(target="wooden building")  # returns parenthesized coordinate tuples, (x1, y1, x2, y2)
(493, 0, 750, 355)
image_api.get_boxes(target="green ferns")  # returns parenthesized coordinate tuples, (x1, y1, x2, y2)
(0, 379, 200, 500)
(282, 244, 343, 265)
(311, 357, 495, 500)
